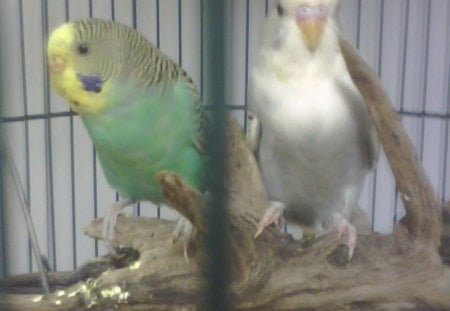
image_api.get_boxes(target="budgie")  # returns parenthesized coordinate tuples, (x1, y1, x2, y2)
(47, 18, 206, 257)
(250, 0, 379, 259)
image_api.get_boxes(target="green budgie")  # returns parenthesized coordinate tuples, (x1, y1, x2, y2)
(47, 18, 206, 257)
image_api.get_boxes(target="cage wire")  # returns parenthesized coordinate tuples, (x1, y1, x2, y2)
(203, 2, 230, 308)
(0, 0, 449, 284)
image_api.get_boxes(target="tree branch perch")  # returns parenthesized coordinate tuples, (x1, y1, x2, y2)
(339, 40, 442, 246)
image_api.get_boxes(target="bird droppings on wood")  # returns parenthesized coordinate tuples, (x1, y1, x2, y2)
(129, 261, 141, 270)
(31, 295, 43, 303)
(55, 290, 65, 297)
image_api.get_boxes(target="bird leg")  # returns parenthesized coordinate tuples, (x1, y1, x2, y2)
(171, 216, 195, 262)
(103, 199, 135, 257)
(254, 201, 286, 238)
(328, 212, 357, 260)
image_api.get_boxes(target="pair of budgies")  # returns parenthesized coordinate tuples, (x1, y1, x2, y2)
(47, 0, 378, 261)
(47, 18, 206, 257)
(249, 0, 379, 259)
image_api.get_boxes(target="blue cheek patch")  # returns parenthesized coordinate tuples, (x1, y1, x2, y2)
(77, 73, 104, 93)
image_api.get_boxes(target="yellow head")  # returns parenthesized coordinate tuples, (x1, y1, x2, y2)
(47, 20, 116, 115)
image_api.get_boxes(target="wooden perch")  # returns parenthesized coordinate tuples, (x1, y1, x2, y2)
(441, 202, 450, 265)
(1, 41, 449, 310)
(339, 40, 442, 246)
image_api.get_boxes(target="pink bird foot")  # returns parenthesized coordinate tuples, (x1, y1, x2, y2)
(171, 216, 194, 262)
(254, 201, 286, 238)
(331, 213, 357, 260)
(102, 199, 134, 257)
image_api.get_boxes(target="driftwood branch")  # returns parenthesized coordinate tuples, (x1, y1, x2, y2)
(340, 40, 442, 246)
(441, 202, 450, 265)
(1, 41, 449, 310)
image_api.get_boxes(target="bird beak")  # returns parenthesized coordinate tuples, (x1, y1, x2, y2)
(296, 6, 328, 52)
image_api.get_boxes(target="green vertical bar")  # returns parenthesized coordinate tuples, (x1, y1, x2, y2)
(203, 0, 231, 310)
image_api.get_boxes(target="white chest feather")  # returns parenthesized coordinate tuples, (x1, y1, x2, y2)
(250, 59, 368, 220)
(253, 67, 359, 151)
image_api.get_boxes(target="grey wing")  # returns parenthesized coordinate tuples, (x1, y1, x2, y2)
(354, 90, 380, 170)
(364, 113, 380, 170)
(246, 111, 263, 160)
(340, 81, 380, 170)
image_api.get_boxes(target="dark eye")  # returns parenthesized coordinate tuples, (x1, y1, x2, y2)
(277, 3, 284, 16)
(77, 43, 89, 55)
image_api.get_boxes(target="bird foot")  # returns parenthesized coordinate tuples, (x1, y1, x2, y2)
(102, 200, 134, 257)
(330, 214, 357, 260)
(171, 216, 195, 262)
(254, 201, 286, 238)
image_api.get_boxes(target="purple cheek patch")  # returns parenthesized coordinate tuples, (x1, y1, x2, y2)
(77, 73, 104, 93)
(296, 6, 328, 22)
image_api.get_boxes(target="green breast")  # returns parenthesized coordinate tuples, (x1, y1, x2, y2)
(82, 80, 204, 202)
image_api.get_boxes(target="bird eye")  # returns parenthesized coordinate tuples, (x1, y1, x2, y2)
(277, 3, 284, 16)
(77, 43, 89, 55)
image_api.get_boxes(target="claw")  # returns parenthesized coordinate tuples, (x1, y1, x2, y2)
(171, 216, 194, 262)
(102, 199, 134, 256)
(183, 244, 190, 262)
(332, 213, 357, 260)
(254, 201, 286, 238)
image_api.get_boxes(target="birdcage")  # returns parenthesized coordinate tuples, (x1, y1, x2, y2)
(0, 0, 449, 309)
